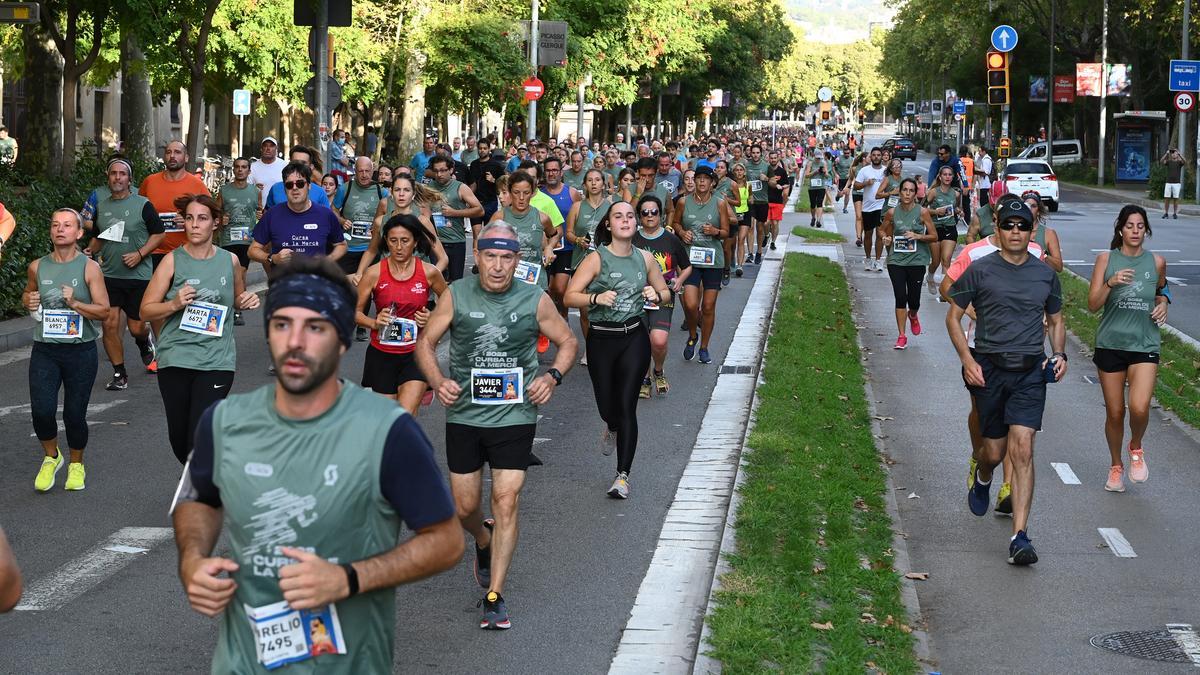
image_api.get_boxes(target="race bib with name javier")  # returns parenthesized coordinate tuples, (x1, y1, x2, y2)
(471, 368, 523, 405)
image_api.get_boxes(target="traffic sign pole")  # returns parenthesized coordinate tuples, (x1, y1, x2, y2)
(527, 0, 539, 141)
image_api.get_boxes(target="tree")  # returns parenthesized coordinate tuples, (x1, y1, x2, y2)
(17, 23, 63, 176)
(39, 0, 109, 173)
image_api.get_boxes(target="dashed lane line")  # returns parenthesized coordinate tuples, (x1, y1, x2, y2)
(1097, 527, 1137, 558)
(1050, 462, 1081, 485)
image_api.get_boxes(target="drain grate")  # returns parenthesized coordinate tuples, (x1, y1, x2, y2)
(719, 365, 754, 374)
(1090, 630, 1194, 664)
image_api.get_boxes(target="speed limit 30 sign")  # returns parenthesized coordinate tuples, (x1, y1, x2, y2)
(1175, 91, 1195, 113)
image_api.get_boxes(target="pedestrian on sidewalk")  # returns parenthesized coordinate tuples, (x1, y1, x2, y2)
(1159, 148, 1186, 219)
(880, 178, 937, 350)
(1086, 205, 1168, 493)
(946, 198, 1067, 565)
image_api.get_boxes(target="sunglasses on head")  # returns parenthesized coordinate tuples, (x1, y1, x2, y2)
(284, 180, 307, 190)
(998, 220, 1033, 232)
(640, 209, 660, 216)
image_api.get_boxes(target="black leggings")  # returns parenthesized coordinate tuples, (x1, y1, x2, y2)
(586, 324, 651, 475)
(158, 367, 235, 464)
(29, 341, 98, 450)
(887, 264, 924, 312)
(444, 242, 466, 281)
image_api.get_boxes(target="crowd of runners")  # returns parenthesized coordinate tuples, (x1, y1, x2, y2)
(2, 121, 1175, 668)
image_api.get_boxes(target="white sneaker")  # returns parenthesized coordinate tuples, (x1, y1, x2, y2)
(600, 428, 616, 456)
(579, 354, 588, 367)
(874, 259, 885, 272)
(864, 257, 873, 270)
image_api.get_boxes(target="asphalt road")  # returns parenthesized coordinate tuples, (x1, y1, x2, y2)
(0, 239, 774, 673)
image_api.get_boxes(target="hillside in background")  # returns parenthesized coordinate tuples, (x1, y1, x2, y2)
(787, 0, 894, 43)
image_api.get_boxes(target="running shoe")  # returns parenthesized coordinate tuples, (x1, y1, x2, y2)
(139, 341, 155, 367)
(1162, 212, 1169, 219)
(815, 221, 822, 229)
(34, 450, 64, 492)
(683, 336, 697, 361)
(855, 236, 863, 247)
(968, 456, 979, 489)
(735, 265, 744, 278)
(146, 359, 158, 374)
(893, 335, 908, 350)
(864, 257, 873, 271)
(537, 334, 550, 354)
(1007, 530, 1038, 566)
(926, 275, 937, 296)
(233, 311, 245, 326)
(761, 236, 770, 248)
(1105, 464, 1126, 493)
(608, 472, 630, 499)
(994, 482, 1013, 516)
(1128, 445, 1148, 483)
(770, 240, 777, 250)
(809, 217, 815, 227)
(64, 463, 86, 491)
(478, 591, 512, 630)
(721, 269, 730, 287)
(698, 348, 712, 364)
(745, 254, 753, 265)
(909, 312, 922, 336)
(843, 207, 849, 214)
(967, 469, 991, 516)
(600, 428, 616, 456)
(1173, 213, 1179, 219)
(355, 326, 369, 342)
(639, 377, 652, 399)
(874, 260, 885, 272)
(474, 518, 494, 589)
(754, 252, 762, 264)
(654, 372, 669, 395)
(105, 373, 128, 391)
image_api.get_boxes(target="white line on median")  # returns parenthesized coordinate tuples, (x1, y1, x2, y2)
(1097, 527, 1137, 558)
(1050, 462, 1081, 485)
(15, 526, 175, 611)
(1166, 624, 1200, 668)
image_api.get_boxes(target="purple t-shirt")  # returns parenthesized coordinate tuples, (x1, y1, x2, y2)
(252, 203, 344, 256)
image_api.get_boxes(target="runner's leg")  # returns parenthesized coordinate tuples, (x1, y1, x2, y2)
(700, 288, 718, 349)
(1006, 425, 1037, 535)
(486, 468, 527, 595)
(1125, 363, 1157, 451)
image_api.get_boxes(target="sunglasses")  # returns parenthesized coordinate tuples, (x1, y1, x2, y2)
(640, 209, 660, 216)
(998, 220, 1033, 232)
(284, 180, 307, 190)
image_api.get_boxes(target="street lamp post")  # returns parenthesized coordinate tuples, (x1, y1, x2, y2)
(527, 0, 539, 141)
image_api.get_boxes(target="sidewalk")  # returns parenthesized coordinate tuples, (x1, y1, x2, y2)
(841, 239, 1200, 672)
(1061, 180, 1200, 216)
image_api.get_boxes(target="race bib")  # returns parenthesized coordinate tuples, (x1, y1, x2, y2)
(378, 317, 418, 347)
(350, 221, 371, 239)
(749, 180, 763, 192)
(178, 301, 228, 338)
(689, 246, 716, 266)
(471, 368, 524, 405)
(161, 211, 183, 233)
(98, 221, 125, 242)
(432, 212, 448, 228)
(515, 260, 541, 285)
(228, 226, 250, 243)
(245, 601, 346, 670)
(892, 236, 917, 253)
(887, 196, 900, 208)
(809, 178, 824, 188)
(42, 309, 83, 339)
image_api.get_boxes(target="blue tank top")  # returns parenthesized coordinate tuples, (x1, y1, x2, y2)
(542, 184, 575, 252)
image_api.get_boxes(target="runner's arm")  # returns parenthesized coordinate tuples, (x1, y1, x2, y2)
(414, 288, 455, 389)
(1042, 228, 1064, 272)
(140, 253, 184, 322)
(563, 253, 601, 308)
(0, 526, 22, 612)
(563, 203, 583, 246)
(73, 258, 111, 321)
(1086, 252, 1113, 312)
(425, 220, 450, 274)
(450, 184, 484, 220)
(354, 265, 382, 330)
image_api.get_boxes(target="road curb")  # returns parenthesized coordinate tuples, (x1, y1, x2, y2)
(608, 227, 791, 675)
(1060, 181, 1200, 216)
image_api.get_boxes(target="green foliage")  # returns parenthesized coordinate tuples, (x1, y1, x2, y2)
(1146, 164, 1196, 202)
(420, 8, 528, 113)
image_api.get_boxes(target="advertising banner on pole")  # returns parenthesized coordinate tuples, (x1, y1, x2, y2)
(1106, 64, 1133, 97)
(1052, 76, 1076, 103)
(1076, 63, 1103, 97)
(1029, 76, 1048, 102)
(1115, 125, 1151, 182)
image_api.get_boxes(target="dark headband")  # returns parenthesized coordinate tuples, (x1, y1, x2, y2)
(264, 273, 356, 347)
(477, 237, 520, 253)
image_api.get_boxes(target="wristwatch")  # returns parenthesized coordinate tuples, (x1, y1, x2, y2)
(1053, 352, 1068, 362)
(546, 368, 563, 386)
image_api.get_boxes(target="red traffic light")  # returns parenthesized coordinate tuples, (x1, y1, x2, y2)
(987, 52, 1007, 69)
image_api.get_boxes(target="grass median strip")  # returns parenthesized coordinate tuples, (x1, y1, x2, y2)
(706, 253, 916, 673)
(1058, 271, 1200, 430)
(791, 225, 846, 243)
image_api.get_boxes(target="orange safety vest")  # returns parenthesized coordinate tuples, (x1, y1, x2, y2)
(960, 157, 974, 189)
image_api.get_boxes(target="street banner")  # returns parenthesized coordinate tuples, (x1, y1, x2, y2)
(1076, 63, 1103, 97)
(1053, 76, 1076, 103)
(1029, 76, 1048, 102)
(1116, 125, 1151, 182)
(1106, 64, 1132, 97)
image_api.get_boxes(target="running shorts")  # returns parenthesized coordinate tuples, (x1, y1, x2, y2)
(645, 304, 674, 331)
(446, 422, 537, 473)
(751, 202, 769, 223)
(104, 277, 149, 320)
(768, 202, 785, 221)
(965, 356, 1047, 438)
(547, 252, 573, 275)
(1092, 347, 1160, 373)
(861, 210, 883, 230)
(936, 225, 958, 242)
(361, 344, 426, 394)
(684, 267, 723, 291)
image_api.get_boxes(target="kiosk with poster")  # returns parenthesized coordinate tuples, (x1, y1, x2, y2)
(1112, 111, 1168, 184)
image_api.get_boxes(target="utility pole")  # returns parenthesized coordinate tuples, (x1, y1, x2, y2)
(576, 73, 590, 143)
(314, 0, 330, 172)
(1047, 0, 1055, 166)
(1098, 0, 1108, 186)
(1182, 0, 1190, 157)
(527, 0, 539, 141)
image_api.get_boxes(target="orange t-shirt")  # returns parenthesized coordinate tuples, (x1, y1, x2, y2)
(959, 157, 974, 190)
(139, 171, 211, 254)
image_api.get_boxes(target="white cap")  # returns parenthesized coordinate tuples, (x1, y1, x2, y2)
(261, 136, 278, 147)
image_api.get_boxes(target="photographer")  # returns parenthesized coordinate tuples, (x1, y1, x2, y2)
(1159, 148, 1186, 220)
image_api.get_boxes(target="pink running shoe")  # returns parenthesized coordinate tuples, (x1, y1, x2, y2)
(1128, 446, 1148, 483)
(909, 312, 922, 336)
(1104, 465, 1125, 493)
(893, 335, 908, 350)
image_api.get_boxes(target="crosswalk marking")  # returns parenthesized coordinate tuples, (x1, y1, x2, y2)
(1050, 462, 1081, 485)
(1097, 527, 1137, 558)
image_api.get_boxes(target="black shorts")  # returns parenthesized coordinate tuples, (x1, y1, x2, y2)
(547, 251, 573, 275)
(807, 189, 826, 207)
(222, 244, 250, 270)
(935, 224, 958, 242)
(684, 267, 723, 291)
(965, 356, 1047, 438)
(751, 202, 769, 223)
(837, 178, 849, 190)
(446, 422, 536, 473)
(645, 304, 674, 331)
(862, 210, 882, 230)
(104, 277, 149, 320)
(1092, 347, 1160, 373)
(737, 211, 751, 228)
(337, 250, 365, 275)
(151, 253, 167, 270)
(361, 345, 426, 394)
(852, 193, 864, 203)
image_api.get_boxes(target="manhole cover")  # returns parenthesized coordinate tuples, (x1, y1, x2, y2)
(1090, 629, 1195, 664)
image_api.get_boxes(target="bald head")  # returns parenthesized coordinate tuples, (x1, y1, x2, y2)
(164, 140, 188, 173)
(355, 156, 375, 186)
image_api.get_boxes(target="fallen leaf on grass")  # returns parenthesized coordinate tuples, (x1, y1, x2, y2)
(904, 572, 929, 580)
(811, 621, 834, 631)
(854, 497, 869, 511)
(837, 394, 849, 401)
(860, 612, 877, 624)
(883, 615, 894, 626)
(899, 623, 913, 634)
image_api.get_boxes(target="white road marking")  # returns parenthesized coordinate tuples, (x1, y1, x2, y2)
(1166, 624, 1200, 668)
(1050, 462, 1081, 485)
(533, 437, 551, 445)
(2, 399, 127, 420)
(1167, 276, 1191, 287)
(1097, 527, 1137, 558)
(1063, 259, 1086, 264)
(15, 527, 175, 610)
(1151, 249, 1181, 253)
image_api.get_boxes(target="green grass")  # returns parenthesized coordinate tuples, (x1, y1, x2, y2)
(706, 254, 917, 674)
(793, 184, 836, 214)
(791, 226, 846, 243)
(1058, 271, 1200, 429)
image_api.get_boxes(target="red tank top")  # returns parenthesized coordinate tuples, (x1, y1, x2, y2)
(370, 258, 430, 354)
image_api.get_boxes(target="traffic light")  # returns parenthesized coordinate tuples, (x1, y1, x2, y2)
(987, 51, 1010, 105)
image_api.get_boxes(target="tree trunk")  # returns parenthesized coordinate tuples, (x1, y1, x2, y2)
(399, 46, 427, 166)
(277, 99, 292, 150)
(18, 24, 63, 177)
(186, 75, 205, 163)
(120, 28, 154, 161)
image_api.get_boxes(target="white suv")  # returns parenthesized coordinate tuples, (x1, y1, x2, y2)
(1002, 160, 1060, 212)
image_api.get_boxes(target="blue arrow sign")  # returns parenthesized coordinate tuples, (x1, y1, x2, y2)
(990, 25, 1018, 53)
(953, 101, 967, 115)
(1170, 60, 1200, 92)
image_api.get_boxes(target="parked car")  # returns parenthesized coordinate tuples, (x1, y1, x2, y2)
(881, 137, 917, 160)
(1002, 160, 1060, 212)
(1016, 140, 1084, 166)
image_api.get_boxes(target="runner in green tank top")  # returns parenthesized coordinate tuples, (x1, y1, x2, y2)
(358, 174, 448, 279)
(429, 155, 484, 281)
(714, 160, 742, 282)
(880, 178, 938, 350)
(969, 200, 996, 241)
(416, 223, 577, 630)
(564, 150, 587, 189)
(565, 200, 670, 499)
(172, 256, 460, 672)
(24, 208, 111, 493)
(217, 159, 261, 326)
(626, 158, 675, 223)
(488, 172, 557, 291)
(671, 166, 729, 364)
(142, 194, 260, 465)
(564, 169, 613, 346)
(1022, 191, 1063, 272)
(334, 157, 386, 280)
(1086, 205, 1168, 492)
(923, 165, 961, 294)
(874, 159, 906, 213)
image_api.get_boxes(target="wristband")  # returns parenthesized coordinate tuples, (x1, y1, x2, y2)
(341, 562, 359, 597)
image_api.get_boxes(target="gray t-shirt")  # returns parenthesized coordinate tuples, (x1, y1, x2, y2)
(1166, 158, 1185, 183)
(950, 251, 1063, 356)
(656, 168, 683, 197)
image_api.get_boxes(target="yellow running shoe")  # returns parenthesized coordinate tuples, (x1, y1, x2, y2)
(994, 482, 1013, 516)
(639, 377, 652, 399)
(65, 462, 86, 491)
(967, 455, 978, 489)
(34, 451, 64, 492)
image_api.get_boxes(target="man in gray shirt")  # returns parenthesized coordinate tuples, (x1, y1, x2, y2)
(946, 198, 1067, 567)
(1160, 147, 1186, 219)
(654, 151, 683, 198)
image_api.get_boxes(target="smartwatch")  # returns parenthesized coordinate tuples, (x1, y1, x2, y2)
(546, 368, 563, 386)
